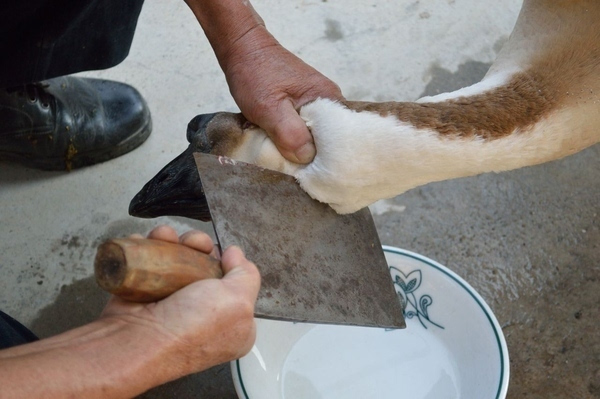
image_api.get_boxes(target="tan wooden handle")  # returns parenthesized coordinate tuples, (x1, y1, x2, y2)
(94, 238, 223, 302)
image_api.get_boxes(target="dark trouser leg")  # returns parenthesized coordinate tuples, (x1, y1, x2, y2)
(0, 310, 39, 350)
(0, 0, 145, 88)
(0, 0, 152, 170)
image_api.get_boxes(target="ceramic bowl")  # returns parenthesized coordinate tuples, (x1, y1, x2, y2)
(231, 246, 510, 399)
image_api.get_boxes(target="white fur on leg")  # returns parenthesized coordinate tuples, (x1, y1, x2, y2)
(294, 98, 592, 214)
(295, 98, 443, 213)
(226, 97, 597, 214)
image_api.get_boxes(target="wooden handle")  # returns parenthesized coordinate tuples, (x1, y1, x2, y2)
(94, 238, 223, 302)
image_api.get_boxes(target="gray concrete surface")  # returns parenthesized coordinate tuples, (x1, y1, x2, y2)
(1, 0, 598, 398)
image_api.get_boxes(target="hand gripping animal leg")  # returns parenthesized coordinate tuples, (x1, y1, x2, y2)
(130, 0, 600, 219)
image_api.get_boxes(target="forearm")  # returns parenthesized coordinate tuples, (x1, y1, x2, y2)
(184, 0, 278, 71)
(0, 317, 182, 399)
(0, 228, 260, 398)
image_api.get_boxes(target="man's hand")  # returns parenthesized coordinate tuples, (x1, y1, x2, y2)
(0, 225, 260, 398)
(102, 225, 261, 373)
(222, 30, 343, 164)
(186, 0, 344, 164)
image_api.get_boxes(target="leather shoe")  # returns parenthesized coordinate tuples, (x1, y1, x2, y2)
(0, 76, 151, 171)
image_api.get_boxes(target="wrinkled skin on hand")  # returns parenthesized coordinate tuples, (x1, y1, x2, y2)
(101, 225, 261, 374)
(224, 30, 343, 164)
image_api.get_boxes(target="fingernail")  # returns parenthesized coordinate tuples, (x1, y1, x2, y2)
(295, 142, 316, 164)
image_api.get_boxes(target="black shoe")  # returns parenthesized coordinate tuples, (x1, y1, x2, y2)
(0, 76, 152, 171)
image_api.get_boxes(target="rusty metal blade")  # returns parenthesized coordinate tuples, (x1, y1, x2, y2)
(194, 153, 405, 329)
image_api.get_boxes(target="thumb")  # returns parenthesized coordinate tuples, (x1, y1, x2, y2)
(220, 246, 261, 301)
(259, 100, 316, 164)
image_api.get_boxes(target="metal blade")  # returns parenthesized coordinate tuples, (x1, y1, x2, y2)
(194, 153, 405, 329)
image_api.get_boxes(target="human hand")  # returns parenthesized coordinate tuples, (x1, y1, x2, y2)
(101, 225, 261, 375)
(185, 0, 342, 164)
(222, 27, 344, 164)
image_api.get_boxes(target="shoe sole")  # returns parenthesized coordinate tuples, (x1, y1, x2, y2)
(0, 118, 152, 171)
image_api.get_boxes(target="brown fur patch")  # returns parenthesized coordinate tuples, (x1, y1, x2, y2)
(344, 71, 559, 139)
(343, 1, 600, 140)
(205, 112, 249, 155)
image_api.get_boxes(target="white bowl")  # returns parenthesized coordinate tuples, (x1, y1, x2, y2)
(231, 246, 510, 399)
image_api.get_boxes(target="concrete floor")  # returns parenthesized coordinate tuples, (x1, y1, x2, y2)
(1, 0, 598, 398)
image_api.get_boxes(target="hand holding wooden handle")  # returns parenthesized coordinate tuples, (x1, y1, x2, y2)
(94, 238, 223, 302)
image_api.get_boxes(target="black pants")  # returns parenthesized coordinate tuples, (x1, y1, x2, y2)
(0, 0, 144, 346)
(0, 0, 145, 88)
(0, 311, 38, 349)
